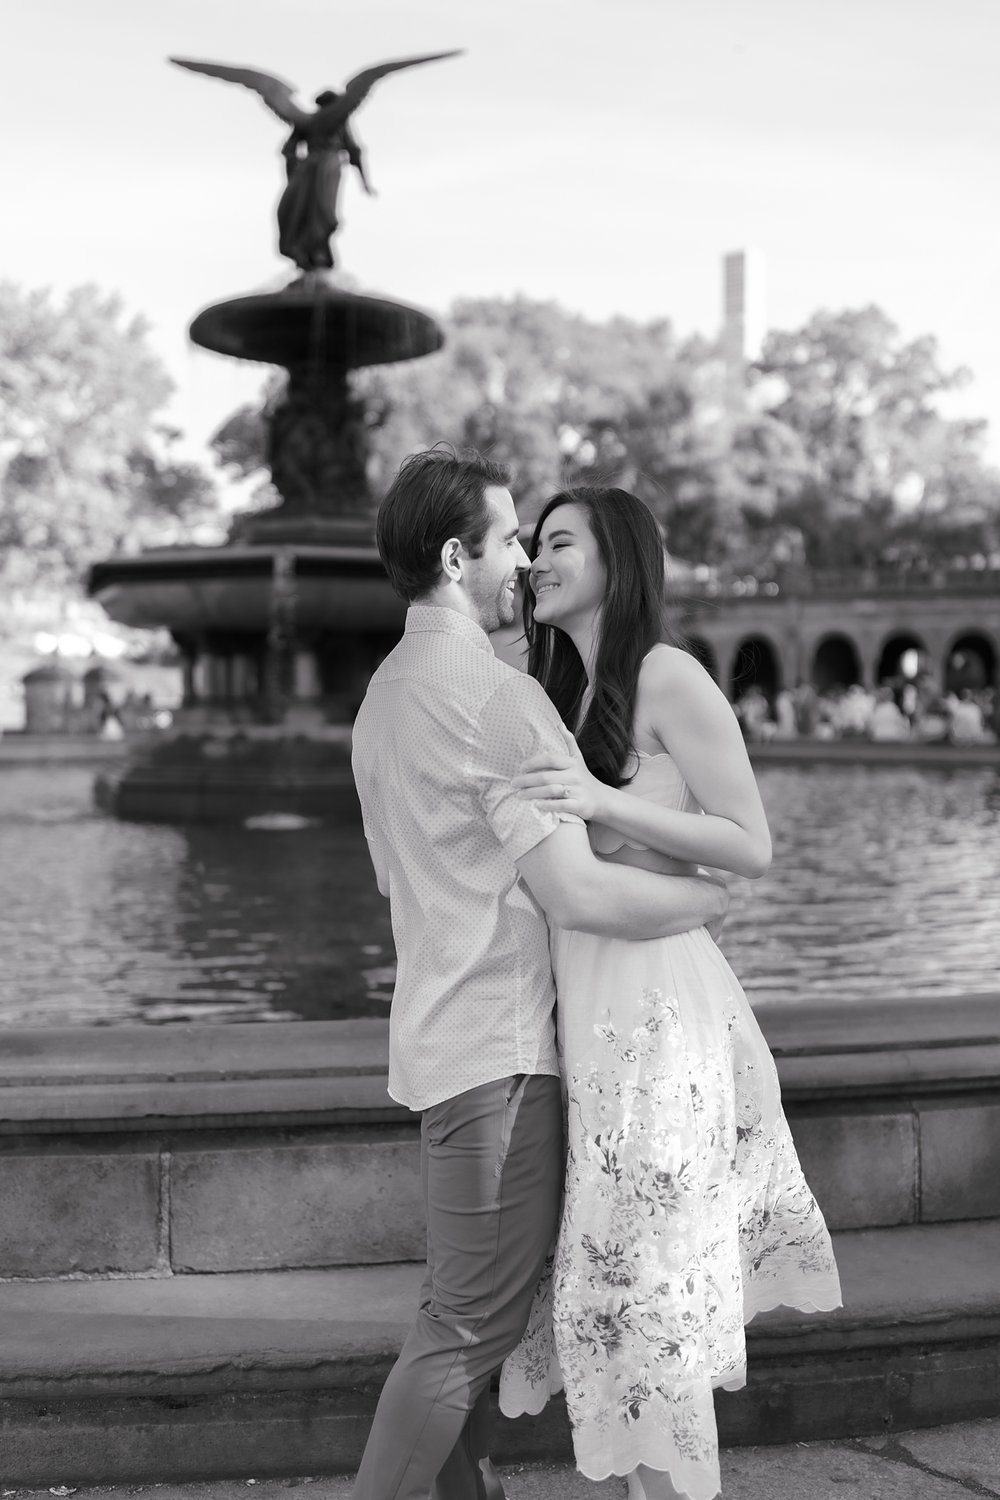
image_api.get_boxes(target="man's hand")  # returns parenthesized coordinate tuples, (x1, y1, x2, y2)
(698, 869, 730, 943)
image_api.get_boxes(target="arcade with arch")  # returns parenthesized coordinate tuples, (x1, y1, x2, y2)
(811, 634, 862, 693)
(945, 632, 997, 695)
(728, 635, 782, 702)
(688, 611, 1000, 708)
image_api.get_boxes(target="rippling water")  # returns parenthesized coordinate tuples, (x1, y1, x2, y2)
(0, 762, 997, 1026)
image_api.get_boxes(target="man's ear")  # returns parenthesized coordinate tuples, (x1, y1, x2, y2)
(440, 537, 463, 583)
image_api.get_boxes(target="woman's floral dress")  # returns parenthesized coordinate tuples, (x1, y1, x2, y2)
(500, 753, 842, 1500)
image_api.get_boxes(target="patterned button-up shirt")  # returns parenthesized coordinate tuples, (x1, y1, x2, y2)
(351, 605, 581, 1111)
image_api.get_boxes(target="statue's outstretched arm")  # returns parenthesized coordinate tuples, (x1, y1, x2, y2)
(341, 121, 375, 195)
(351, 150, 375, 197)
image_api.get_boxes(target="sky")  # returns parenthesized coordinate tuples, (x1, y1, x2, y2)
(4, 0, 1000, 477)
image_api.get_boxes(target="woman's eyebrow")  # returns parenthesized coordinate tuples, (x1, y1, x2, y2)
(543, 528, 576, 542)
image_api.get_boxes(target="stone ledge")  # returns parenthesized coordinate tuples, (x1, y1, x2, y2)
(0, 1000, 998, 1273)
(0, 1074, 401, 1132)
(1, 999, 997, 1275)
(1, 996, 997, 1130)
(0, 1018, 390, 1084)
(748, 740, 1000, 768)
(0, 735, 128, 764)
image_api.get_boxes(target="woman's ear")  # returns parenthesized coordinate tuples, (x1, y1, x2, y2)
(440, 537, 463, 583)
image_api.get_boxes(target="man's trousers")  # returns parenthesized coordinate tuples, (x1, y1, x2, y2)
(351, 1072, 564, 1500)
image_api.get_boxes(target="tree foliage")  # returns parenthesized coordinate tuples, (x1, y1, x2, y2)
(0, 282, 218, 591)
(755, 306, 1000, 569)
(212, 294, 999, 575)
(213, 297, 743, 548)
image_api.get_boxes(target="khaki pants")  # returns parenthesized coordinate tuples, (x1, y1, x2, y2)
(351, 1073, 564, 1500)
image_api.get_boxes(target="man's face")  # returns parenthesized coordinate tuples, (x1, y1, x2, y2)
(464, 487, 530, 633)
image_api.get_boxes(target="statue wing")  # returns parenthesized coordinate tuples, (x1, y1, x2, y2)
(311, 50, 463, 134)
(168, 57, 313, 130)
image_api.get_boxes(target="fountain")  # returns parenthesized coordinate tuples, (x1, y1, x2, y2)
(89, 48, 461, 820)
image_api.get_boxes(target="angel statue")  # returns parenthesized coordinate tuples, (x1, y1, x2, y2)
(170, 51, 462, 273)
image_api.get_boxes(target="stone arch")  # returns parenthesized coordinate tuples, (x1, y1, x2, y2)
(810, 633, 862, 693)
(944, 631, 998, 693)
(876, 630, 929, 684)
(730, 634, 781, 702)
(685, 634, 718, 682)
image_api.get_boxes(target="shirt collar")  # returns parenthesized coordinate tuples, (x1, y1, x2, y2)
(405, 604, 494, 655)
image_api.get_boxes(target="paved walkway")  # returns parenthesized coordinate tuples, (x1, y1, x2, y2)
(3, 1419, 998, 1500)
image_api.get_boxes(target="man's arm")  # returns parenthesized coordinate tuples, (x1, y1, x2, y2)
(516, 822, 727, 940)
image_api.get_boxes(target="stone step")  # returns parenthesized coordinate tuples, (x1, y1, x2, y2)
(1, 1220, 999, 1486)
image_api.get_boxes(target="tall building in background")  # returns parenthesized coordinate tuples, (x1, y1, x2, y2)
(722, 248, 767, 415)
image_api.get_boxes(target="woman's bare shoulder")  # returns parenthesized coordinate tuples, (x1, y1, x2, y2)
(633, 646, 719, 751)
(639, 643, 712, 694)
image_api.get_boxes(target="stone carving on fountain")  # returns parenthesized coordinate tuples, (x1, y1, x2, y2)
(264, 369, 372, 527)
(87, 47, 462, 820)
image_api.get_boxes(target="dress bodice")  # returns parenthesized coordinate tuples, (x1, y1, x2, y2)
(589, 751, 701, 856)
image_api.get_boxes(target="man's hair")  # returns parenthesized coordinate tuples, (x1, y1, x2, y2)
(376, 445, 512, 602)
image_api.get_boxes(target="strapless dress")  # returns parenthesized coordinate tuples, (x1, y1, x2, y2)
(500, 747, 841, 1497)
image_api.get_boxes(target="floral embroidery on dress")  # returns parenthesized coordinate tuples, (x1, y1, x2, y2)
(500, 938, 842, 1496)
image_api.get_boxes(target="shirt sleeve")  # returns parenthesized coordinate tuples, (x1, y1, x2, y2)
(363, 823, 391, 897)
(351, 735, 390, 895)
(473, 673, 584, 863)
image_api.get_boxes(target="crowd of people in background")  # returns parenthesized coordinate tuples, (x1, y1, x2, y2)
(734, 677, 999, 746)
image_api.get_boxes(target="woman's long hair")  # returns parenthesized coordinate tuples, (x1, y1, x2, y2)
(524, 487, 680, 787)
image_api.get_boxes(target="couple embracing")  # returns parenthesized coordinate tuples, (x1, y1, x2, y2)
(350, 448, 841, 1500)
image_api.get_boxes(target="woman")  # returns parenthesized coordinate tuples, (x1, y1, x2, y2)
(499, 488, 841, 1500)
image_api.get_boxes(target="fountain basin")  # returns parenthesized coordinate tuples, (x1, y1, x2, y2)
(189, 284, 444, 367)
(89, 543, 404, 635)
(89, 544, 406, 820)
(84, 280, 442, 821)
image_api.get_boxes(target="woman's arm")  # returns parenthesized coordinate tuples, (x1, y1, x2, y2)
(607, 648, 771, 876)
(514, 649, 772, 879)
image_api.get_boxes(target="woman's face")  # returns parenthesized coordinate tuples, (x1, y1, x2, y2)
(529, 502, 608, 629)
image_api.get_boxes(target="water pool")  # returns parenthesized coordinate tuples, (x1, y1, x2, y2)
(0, 762, 997, 1026)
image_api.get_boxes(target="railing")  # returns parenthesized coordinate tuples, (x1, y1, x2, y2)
(679, 567, 1000, 602)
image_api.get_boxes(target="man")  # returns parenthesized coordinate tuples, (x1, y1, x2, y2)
(351, 448, 727, 1500)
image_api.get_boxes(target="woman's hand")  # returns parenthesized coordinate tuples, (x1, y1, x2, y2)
(513, 730, 609, 821)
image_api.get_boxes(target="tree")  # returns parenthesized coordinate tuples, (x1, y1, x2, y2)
(0, 282, 219, 592)
(755, 306, 1000, 570)
(212, 295, 715, 532)
(212, 294, 999, 577)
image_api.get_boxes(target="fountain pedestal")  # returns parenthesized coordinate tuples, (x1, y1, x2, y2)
(89, 279, 441, 820)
